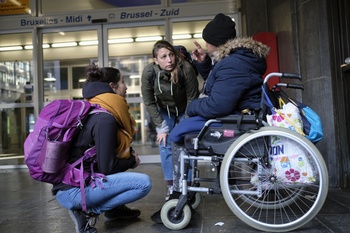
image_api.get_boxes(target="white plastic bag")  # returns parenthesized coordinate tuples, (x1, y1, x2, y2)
(266, 102, 304, 136)
(250, 136, 316, 187)
(268, 136, 315, 184)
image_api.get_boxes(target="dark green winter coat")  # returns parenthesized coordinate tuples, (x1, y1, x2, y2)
(141, 59, 199, 128)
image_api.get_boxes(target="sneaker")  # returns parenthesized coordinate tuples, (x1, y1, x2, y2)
(165, 185, 173, 201)
(104, 205, 141, 221)
(68, 210, 98, 233)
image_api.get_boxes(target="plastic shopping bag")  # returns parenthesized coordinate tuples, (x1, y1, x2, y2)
(266, 102, 305, 136)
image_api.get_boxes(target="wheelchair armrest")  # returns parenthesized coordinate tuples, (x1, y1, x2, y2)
(216, 114, 259, 124)
(193, 114, 262, 151)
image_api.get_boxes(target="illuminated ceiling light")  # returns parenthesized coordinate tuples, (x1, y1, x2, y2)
(44, 77, 56, 81)
(0, 46, 23, 51)
(51, 42, 78, 48)
(193, 33, 202, 39)
(44, 72, 56, 82)
(135, 36, 162, 42)
(130, 75, 140, 79)
(78, 78, 86, 82)
(24, 44, 51, 50)
(108, 38, 134, 44)
(172, 34, 192, 40)
(79, 40, 98, 46)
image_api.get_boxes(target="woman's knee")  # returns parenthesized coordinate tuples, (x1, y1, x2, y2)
(139, 173, 152, 192)
(108, 172, 152, 191)
(56, 190, 79, 209)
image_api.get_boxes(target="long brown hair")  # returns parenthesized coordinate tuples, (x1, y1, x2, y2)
(152, 40, 180, 84)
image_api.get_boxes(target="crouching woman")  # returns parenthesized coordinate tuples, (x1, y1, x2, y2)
(52, 64, 152, 233)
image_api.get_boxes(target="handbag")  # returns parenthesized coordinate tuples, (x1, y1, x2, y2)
(289, 98, 324, 143)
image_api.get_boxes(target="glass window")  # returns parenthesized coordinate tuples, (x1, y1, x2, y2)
(0, 32, 34, 163)
(72, 66, 86, 89)
(107, 25, 164, 144)
(172, 20, 208, 51)
(0, 107, 34, 164)
(40, 0, 225, 13)
(0, 0, 32, 16)
(172, 0, 216, 3)
(42, 30, 98, 101)
(0, 33, 34, 104)
(41, 0, 162, 14)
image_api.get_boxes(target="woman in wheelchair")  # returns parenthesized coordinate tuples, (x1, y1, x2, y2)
(151, 13, 270, 224)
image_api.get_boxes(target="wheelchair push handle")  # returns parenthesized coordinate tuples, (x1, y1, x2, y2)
(272, 83, 304, 91)
(281, 73, 302, 80)
(264, 72, 302, 84)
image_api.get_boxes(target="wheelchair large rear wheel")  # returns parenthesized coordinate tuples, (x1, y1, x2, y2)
(220, 127, 328, 232)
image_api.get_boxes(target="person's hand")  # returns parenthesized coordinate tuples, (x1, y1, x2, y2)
(192, 40, 207, 63)
(131, 150, 140, 168)
(157, 133, 168, 147)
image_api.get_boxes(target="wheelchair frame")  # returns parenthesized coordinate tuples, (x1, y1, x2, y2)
(160, 72, 329, 232)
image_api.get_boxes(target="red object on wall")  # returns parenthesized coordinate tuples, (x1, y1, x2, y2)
(253, 32, 279, 89)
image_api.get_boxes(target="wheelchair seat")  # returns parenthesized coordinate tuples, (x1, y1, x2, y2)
(184, 114, 262, 155)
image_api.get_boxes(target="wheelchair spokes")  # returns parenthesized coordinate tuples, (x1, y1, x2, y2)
(220, 127, 328, 232)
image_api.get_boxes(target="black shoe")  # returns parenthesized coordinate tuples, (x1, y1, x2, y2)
(151, 209, 162, 224)
(104, 205, 141, 221)
(169, 191, 181, 199)
(151, 191, 182, 224)
(68, 210, 98, 233)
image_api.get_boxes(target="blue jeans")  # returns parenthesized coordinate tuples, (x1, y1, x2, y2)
(55, 172, 152, 214)
(159, 110, 184, 182)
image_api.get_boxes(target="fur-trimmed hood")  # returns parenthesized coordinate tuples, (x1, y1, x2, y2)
(186, 37, 268, 119)
(213, 37, 270, 62)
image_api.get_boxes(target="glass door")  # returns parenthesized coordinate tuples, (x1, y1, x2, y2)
(41, 27, 100, 102)
(0, 31, 34, 165)
(105, 24, 165, 146)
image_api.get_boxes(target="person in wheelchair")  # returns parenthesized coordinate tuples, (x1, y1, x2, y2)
(151, 13, 270, 224)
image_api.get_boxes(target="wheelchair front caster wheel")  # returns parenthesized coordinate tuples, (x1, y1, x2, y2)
(161, 199, 191, 230)
(190, 192, 201, 209)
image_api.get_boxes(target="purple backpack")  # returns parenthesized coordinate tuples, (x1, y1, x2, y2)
(24, 99, 106, 211)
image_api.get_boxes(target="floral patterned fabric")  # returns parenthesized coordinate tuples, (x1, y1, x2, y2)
(251, 136, 315, 187)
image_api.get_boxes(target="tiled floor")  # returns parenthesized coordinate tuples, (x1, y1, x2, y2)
(1, 162, 350, 233)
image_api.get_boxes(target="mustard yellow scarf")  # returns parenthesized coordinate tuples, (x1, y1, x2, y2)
(89, 93, 136, 159)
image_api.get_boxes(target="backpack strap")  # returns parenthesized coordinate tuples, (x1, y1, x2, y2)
(69, 146, 106, 212)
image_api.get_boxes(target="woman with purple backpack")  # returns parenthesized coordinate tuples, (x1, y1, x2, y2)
(52, 64, 152, 233)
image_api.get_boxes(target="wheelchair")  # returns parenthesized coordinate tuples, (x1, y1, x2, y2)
(160, 72, 329, 232)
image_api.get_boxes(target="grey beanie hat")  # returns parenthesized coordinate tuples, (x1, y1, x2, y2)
(202, 13, 236, 46)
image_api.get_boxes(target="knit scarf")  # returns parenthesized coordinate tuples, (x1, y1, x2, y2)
(89, 93, 136, 159)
